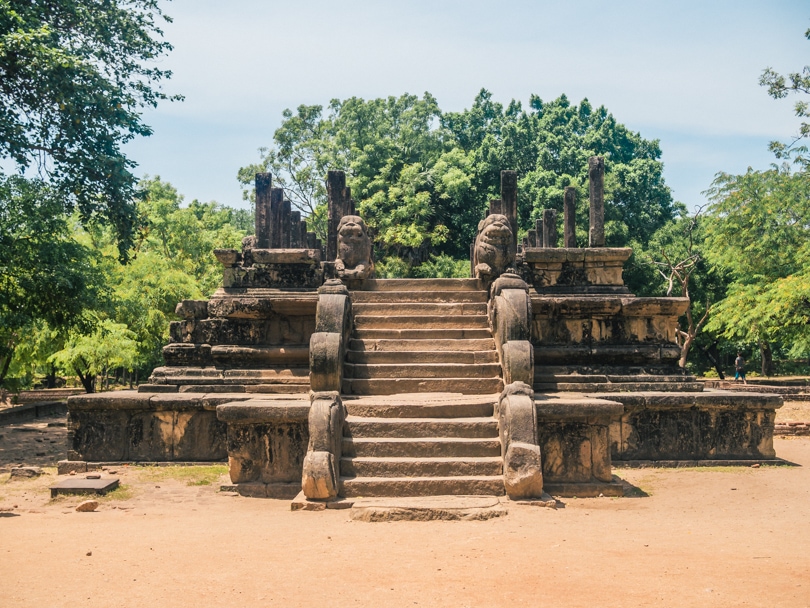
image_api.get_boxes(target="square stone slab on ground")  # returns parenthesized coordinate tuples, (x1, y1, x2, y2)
(50, 476, 119, 498)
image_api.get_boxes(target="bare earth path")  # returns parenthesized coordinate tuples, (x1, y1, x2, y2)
(1, 420, 808, 607)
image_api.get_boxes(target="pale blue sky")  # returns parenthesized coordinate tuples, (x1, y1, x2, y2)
(125, 0, 809, 210)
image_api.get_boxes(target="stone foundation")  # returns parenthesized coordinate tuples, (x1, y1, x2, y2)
(66, 391, 246, 462)
(216, 397, 311, 498)
(535, 394, 624, 497)
(606, 390, 782, 462)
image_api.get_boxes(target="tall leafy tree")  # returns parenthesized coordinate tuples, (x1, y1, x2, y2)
(704, 167, 810, 375)
(0, 0, 179, 258)
(0, 176, 106, 387)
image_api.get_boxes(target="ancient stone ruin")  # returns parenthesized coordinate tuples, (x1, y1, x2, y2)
(64, 161, 783, 504)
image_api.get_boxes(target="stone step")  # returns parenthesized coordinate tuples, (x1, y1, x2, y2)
(343, 377, 504, 395)
(533, 381, 706, 393)
(244, 384, 310, 394)
(342, 437, 501, 458)
(344, 416, 499, 439)
(339, 476, 505, 497)
(344, 398, 496, 419)
(346, 350, 499, 364)
(353, 328, 493, 340)
(354, 278, 483, 292)
(345, 363, 502, 380)
(349, 338, 496, 352)
(340, 457, 503, 478)
(350, 291, 487, 304)
(353, 315, 490, 330)
(534, 373, 697, 384)
(352, 302, 487, 316)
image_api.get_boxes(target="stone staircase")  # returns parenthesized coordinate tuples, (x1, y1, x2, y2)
(342, 279, 503, 395)
(339, 395, 505, 497)
(337, 279, 506, 498)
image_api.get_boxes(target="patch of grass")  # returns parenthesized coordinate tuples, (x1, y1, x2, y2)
(135, 465, 229, 487)
(101, 484, 134, 501)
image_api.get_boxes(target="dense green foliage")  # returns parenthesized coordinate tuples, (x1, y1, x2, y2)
(0, 176, 106, 387)
(704, 167, 810, 358)
(0, 0, 178, 258)
(2, 177, 246, 391)
(240, 90, 677, 273)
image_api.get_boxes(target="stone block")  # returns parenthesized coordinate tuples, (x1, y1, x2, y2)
(175, 300, 209, 319)
(224, 422, 308, 484)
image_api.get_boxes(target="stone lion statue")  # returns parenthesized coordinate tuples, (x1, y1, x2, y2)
(473, 213, 515, 283)
(335, 215, 374, 280)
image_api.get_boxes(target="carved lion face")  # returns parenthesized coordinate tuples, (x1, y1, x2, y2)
(337, 215, 372, 268)
(475, 213, 515, 272)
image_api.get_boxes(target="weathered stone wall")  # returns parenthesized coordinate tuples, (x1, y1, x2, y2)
(66, 392, 243, 462)
(607, 391, 783, 461)
(531, 295, 687, 365)
(535, 397, 622, 494)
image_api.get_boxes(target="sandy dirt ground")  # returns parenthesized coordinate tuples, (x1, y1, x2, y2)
(1, 415, 809, 608)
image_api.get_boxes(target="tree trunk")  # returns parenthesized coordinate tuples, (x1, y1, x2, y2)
(0, 353, 11, 387)
(696, 341, 725, 380)
(679, 333, 694, 368)
(759, 341, 774, 377)
(45, 363, 57, 389)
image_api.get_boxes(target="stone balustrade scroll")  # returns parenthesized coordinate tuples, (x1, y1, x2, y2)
(496, 382, 544, 499)
(301, 391, 345, 500)
(309, 279, 352, 392)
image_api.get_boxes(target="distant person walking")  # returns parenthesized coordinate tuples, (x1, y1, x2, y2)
(735, 353, 747, 384)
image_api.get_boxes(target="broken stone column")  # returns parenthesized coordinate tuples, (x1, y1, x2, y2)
(254, 173, 272, 248)
(269, 187, 283, 248)
(588, 156, 605, 247)
(535, 218, 544, 248)
(500, 170, 518, 252)
(564, 186, 577, 248)
(290, 211, 302, 248)
(543, 209, 557, 248)
(326, 171, 351, 262)
(280, 199, 292, 248)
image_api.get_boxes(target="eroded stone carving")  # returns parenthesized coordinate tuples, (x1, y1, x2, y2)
(497, 382, 544, 499)
(335, 215, 374, 280)
(473, 213, 515, 283)
(301, 391, 345, 500)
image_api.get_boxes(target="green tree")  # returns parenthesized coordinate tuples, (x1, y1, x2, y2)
(51, 319, 138, 392)
(0, 0, 179, 257)
(704, 166, 810, 375)
(0, 176, 106, 388)
(642, 207, 729, 372)
(760, 27, 810, 164)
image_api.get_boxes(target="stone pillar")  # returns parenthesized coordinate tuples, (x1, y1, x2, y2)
(268, 188, 284, 249)
(290, 211, 302, 248)
(543, 209, 557, 248)
(500, 170, 518, 252)
(535, 218, 544, 248)
(280, 199, 292, 248)
(588, 156, 605, 247)
(527, 229, 537, 247)
(254, 173, 272, 248)
(326, 171, 349, 262)
(564, 186, 577, 248)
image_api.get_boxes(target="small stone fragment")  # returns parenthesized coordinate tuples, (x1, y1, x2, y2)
(751, 463, 761, 468)
(76, 500, 99, 512)
(86, 474, 101, 479)
(86, 551, 92, 556)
